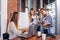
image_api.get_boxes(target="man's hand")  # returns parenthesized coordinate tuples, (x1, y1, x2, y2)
(44, 24, 51, 28)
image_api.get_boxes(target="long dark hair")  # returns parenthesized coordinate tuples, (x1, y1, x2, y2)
(11, 12, 19, 29)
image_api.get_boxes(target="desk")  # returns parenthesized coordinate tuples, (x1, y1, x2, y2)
(18, 29, 60, 40)
(19, 34, 60, 40)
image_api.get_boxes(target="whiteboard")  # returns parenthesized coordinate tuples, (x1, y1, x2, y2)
(18, 12, 29, 29)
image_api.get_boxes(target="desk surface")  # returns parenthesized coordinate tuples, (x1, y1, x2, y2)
(19, 35, 60, 40)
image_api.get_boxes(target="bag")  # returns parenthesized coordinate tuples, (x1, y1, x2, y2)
(3, 25, 9, 39)
(3, 33, 9, 39)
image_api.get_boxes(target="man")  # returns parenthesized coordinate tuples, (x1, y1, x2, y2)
(39, 8, 54, 35)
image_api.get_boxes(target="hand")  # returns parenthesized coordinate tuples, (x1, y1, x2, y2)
(22, 29, 29, 33)
(36, 22, 40, 26)
(37, 21, 40, 24)
(22, 30, 26, 33)
(44, 24, 51, 28)
(41, 21, 45, 24)
(42, 24, 45, 27)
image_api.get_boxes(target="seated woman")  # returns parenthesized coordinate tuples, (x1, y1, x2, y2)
(29, 8, 37, 25)
(29, 8, 38, 35)
(8, 12, 23, 40)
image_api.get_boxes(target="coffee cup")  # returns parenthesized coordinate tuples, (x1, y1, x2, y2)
(42, 34, 46, 40)
(37, 31, 41, 37)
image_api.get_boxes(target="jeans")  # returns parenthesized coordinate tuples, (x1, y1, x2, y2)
(37, 26, 41, 31)
(42, 27, 49, 34)
(43, 28, 48, 34)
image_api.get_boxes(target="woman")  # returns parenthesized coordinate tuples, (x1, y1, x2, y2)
(8, 12, 22, 40)
(29, 8, 38, 25)
(29, 8, 38, 35)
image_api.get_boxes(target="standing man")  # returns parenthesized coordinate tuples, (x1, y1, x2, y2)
(39, 8, 54, 35)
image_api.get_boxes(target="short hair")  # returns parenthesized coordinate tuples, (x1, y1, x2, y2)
(40, 8, 46, 11)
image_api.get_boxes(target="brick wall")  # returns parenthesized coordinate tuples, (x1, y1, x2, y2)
(7, 0, 20, 25)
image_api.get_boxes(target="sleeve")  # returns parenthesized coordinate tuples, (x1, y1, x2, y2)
(46, 15, 54, 27)
(45, 16, 51, 24)
(10, 22, 22, 36)
(50, 16, 54, 27)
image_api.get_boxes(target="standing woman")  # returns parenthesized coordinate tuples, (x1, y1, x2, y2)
(8, 12, 22, 40)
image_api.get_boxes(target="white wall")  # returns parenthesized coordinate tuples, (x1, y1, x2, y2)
(0, 0, 1, 37)
(0, 0, 1, 11)
(1, 0, 7, 39)
(40, 0, 43, 8)
(33, 0, 36, 10)
(56, 0, 60, 35)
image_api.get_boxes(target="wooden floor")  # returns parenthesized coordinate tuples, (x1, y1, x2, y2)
(20, 35, 60, 40)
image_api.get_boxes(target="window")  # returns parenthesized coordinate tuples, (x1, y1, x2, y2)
(36, 0, 40, 11)
(20, 0, 26, 12)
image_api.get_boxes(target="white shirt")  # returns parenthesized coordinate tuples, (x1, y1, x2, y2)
(31, 15, 37, 24)
(8, 22, 22, 39)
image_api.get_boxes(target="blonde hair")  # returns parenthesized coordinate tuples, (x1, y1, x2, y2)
(29, 8, 36, 22)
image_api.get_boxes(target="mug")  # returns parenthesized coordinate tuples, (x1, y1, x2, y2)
(42, 34, 46, 40)
(37, 31, 41, 37)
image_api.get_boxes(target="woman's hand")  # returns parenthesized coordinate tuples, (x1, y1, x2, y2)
(22, 28, 29, 33)
(22, 30, 26, 33)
